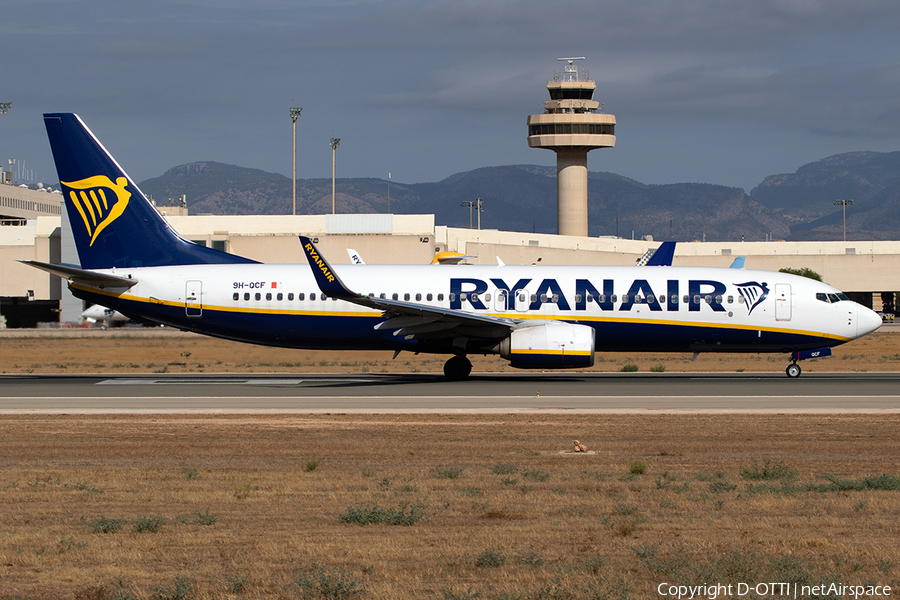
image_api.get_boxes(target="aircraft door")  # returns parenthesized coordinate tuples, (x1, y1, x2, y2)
(495, 290, 508, 312)
(185, 280, 203, 317)
(774, 283, 791, 321)
(515, 289, 529, 313)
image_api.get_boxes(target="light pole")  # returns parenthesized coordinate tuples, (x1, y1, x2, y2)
(330, 138, 340, 214)
(834, 199, 853, 242)
(290, 107, 302, 215)
(387, 172, 391, 214)
(461, 200, 474, 228)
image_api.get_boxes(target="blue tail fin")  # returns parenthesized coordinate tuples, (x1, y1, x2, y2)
(645, 241, 676, 267)
(43, 113, 257, 269)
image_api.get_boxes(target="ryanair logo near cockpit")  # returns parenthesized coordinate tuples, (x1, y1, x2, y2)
(62, 175, 131, 246)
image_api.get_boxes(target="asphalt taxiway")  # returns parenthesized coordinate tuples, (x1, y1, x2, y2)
(1, 372, 899, 413)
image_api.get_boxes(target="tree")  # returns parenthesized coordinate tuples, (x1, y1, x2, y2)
(778, 267, 823, 281)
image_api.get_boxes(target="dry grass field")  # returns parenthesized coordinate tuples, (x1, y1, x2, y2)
(1, 414, 899, 599)
(1, 330, 899, 598)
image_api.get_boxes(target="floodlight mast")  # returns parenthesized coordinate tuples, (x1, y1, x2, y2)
(330, 137, 341, 214)
(834, 199, 853, 242)
(290, 107, 302, 215)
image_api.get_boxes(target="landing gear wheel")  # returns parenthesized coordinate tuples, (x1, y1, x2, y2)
(786, 363, 801, 378)
(443, 355, 472, 381)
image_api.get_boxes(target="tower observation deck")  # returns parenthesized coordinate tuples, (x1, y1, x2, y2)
(527, 58, 615, 237)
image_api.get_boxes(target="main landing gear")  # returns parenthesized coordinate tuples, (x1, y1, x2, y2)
(443, 355, 472, 381)
(785, 362, 801, 378)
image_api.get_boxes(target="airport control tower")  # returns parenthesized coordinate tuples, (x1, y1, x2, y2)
(527, 58, 615, 237)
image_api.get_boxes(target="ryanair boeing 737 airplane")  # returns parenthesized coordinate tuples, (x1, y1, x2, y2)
(24, 113, 882, 380)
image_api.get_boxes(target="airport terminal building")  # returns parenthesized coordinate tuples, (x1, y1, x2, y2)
(3, 180, 900, 327)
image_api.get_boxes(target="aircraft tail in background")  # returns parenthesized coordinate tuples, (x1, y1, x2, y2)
(43, 113, 257, 270)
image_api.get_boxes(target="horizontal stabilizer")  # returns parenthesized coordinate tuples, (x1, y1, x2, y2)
(20, 260, 137, 288)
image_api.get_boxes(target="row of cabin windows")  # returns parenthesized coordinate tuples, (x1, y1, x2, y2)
(232, 291, 743, 306)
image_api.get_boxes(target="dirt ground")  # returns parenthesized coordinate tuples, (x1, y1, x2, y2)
(1, 329, 899, 598)
(0, 326, 898, 375)
(1, 413, 899, 599)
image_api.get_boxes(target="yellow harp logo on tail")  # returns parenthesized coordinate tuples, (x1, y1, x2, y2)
(62, 176, 131, 246)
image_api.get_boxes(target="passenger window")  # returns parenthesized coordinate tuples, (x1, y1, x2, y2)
(255, 293, 261, 301)
(531, 294, 537, 302)
(310, 293, 316, 301)
(647, 294, 655, 303)
(611, 295, 617, 303)
(288, 293, 295, 301)
(715, 295, 723, 304)
(551, 294, 559, 303)
(449, 293, 456, 302)
(575, 294, 583, 303)
(233, 292, 239, 301)
(540, 294, 547, 302)
(484, 294, 491, 302)
(392, 293, 399, 301)
(426, 293, 433, 301)
(380, 293, 386, 299)
(693, 295, 701, 304)
(416, 293, 422, 301)
(439, 294, 445, 302)
(244, 292, 250, 301)
(727, 295, 733, 304)
(266, 293, 272, 301)
(404, 293, 410, 301)
(277, 293, 283, 301)
(622, 295, 629, 303)
(671, 295, 678, 304)
(599, 295, 606, 303)
(460, 293, 468, 301)
(471, 293, 478, 302)
(737, 296, 745, 304)
(705, 295, 712, 304)
(683, 295, 690, 303)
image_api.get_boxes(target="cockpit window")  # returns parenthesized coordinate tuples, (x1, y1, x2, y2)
(817, 292, 851, 304)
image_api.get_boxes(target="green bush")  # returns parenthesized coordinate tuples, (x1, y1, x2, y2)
(84, 515, 125, 533)
(133, 515, 164, 533)
(339, 502, 425, 526)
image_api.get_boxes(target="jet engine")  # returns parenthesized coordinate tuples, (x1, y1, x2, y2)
(499, 322, 595, 369)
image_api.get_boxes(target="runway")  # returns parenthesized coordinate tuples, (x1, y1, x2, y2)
(2, 372, 899, 413)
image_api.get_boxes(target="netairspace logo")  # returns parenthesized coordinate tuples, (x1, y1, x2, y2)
(657, 582, 893, 599)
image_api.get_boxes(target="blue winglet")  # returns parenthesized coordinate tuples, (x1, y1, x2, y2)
(299, 236, 356, 299)
(645, 241, 676, 266)
(729, 257, 746, 269)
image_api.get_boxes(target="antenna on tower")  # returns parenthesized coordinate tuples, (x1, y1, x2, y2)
(557, 57, 585, 81)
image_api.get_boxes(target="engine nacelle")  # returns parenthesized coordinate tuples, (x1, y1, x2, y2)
(500, 322, 595, 369)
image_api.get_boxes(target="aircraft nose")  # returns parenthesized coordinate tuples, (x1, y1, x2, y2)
(857, 304, 882, 337)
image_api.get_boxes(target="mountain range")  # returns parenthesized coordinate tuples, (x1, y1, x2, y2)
(138, 151, 900, 242)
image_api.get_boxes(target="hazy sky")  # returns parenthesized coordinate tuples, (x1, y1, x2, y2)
(3, 0, 900, 192)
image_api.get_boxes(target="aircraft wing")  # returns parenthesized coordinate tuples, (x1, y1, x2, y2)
(299, 236, 515, 341)
(19, 260, 138, 288)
